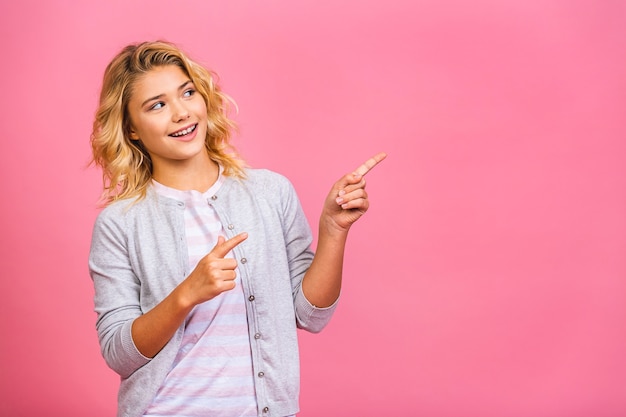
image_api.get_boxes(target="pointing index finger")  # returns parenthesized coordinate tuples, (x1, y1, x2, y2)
(211, 232, 248, 258)
(353, 152, 387, 177)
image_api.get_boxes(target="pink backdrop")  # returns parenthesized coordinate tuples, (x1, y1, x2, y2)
(1, 1, 625, 416)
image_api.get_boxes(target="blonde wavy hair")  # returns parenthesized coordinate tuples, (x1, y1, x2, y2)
(91, 40, 246, 205)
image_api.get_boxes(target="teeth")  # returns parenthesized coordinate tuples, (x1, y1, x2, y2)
(171, 125, 196, 137)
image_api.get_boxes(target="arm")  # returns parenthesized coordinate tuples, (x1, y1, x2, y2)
(90, 207, 248, 374)
(90, 211, 148, 377)
(302, 152, 387, 307)
(131, 234, 248, 358)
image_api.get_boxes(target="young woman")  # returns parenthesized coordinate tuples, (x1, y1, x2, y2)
(89, 40, 385, 417)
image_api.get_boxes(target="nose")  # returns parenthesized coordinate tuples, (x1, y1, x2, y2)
(171, 99, 190, 122)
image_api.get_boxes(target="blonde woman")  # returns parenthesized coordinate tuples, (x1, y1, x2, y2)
(89, 40, 385, 417)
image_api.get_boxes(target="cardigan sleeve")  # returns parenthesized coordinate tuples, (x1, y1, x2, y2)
(277, 175, 339, 333)
(88, 205, 151, 378)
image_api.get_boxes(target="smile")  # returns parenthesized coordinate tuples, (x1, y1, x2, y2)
(169, 124, 197, 137)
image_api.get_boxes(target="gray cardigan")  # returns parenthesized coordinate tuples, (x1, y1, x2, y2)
(89, 169, 338, 417)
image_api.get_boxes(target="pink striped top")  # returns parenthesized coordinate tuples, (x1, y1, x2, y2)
(144, 174, 257, 417)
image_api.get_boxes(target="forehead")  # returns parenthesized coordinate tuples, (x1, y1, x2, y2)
(130, 65, 191, 102)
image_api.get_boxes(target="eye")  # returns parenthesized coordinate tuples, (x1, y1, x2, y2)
(183, 88, 196, 98)
(150, 101, 165, 110)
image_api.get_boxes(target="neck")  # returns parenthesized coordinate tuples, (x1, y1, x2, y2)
(152, 152, 219, 192)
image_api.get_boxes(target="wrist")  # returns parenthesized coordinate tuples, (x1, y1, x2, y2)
(172, 281, 197, 313)
(319, 219, 349, 239)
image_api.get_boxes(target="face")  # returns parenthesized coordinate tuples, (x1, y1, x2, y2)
(127, 65, 208, 173)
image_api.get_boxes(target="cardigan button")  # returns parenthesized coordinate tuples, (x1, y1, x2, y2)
(254, 333, 262, 339)
(258, 371, 265, 378)
(211, 195, 218, 200)
(262, 407, 269, 413)
(241, 258, 247, 264)
(228, 224, 234, 230)
(248, 295, 255, 301)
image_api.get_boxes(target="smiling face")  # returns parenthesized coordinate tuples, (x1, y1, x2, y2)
(127, 65, 209, 175)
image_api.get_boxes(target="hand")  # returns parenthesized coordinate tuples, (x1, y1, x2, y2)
(181, 232, 248, 306)
(321, 152, 387, 233)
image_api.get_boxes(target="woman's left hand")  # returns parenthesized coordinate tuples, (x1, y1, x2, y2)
(321, 152, 387, 234)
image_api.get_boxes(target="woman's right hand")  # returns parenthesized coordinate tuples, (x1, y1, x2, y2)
(180, 232, 249, 307)
(130, 232, 249, 358)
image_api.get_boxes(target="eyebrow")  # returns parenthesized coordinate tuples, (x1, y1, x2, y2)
(141, 80, 194, 108)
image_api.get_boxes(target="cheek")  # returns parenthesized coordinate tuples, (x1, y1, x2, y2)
(136, 116, 167, 137)
(127, 110, 151, 138)
(194, 98, 208, 118)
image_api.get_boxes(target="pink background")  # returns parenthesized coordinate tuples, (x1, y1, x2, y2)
(1, 1, 625, 416)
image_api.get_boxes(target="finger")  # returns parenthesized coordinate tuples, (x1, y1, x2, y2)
(353, 152, 387, 177)
(210, 232, 248, 258)
(337, 189, 368, 208)
(218, 280, 237, 293)
(340, 197, 370, 212)
(219, 269, 238, 281)
(339, 178, 366, 196)
(206, 258, 239, 272)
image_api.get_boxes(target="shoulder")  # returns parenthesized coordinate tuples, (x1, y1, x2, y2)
(95, 197, 139, 220)
(92, 194, 152, 232)
(221, 168, 301, 212)
(238, 168, 295, 195)
(243, 168, 291, 185)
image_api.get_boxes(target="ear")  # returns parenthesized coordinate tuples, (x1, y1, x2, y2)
(129, 128, 140, 141)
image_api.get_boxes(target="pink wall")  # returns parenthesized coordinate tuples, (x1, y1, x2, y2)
(1, 1, 625, 416)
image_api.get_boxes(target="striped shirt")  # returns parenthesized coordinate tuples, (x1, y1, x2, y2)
(144, 174, 257, 417)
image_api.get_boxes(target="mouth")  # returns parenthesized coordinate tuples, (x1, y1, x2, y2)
(169, 124, 197, 138)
